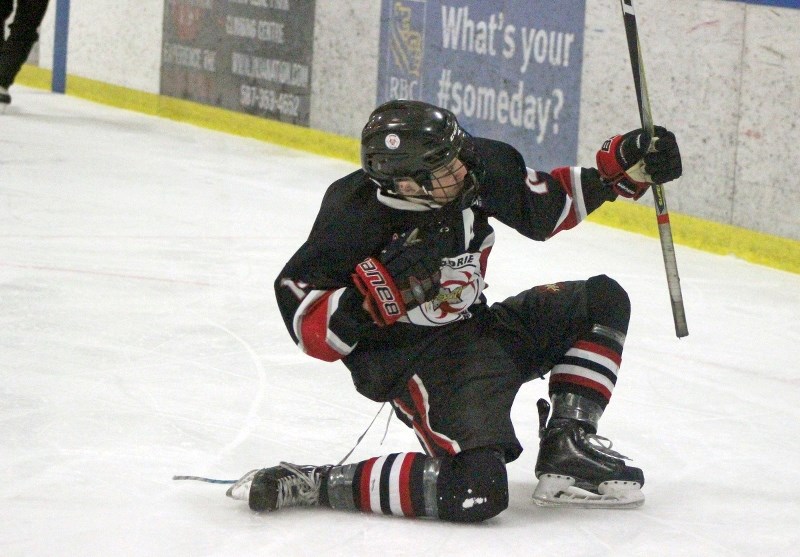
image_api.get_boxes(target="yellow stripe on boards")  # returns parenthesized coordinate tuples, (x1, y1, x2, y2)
(16, 65, 359, 163)
(16, 64, 51, 89)
(588, 201, 800, 274)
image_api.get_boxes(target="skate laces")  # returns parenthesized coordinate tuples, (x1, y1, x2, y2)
(586, 434, 630, 460)
(275, 462, 323, 508)
(336, 402, 390, 465)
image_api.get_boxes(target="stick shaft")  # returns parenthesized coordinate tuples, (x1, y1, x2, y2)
(620, 0, 688, 337)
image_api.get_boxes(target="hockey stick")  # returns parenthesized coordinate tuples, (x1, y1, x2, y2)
(620, 0, 688, 338)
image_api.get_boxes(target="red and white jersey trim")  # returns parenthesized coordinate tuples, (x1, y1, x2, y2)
(292, 289, 325, 348)
(526, 167, 549, 195)
(551, 166, 588, 235)
(570, 166, 589, 222)
(325, 288, 357, 354)
(293, 287, 356, 360)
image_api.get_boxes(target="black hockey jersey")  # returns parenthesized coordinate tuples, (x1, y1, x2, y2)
(274, 138, 616, 398)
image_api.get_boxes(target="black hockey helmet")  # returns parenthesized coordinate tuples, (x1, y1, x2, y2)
(361, 100, 481, 207)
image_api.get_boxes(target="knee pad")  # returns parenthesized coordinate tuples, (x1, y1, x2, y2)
(586, 274, 630, 334)
(436, 448, 508, 522)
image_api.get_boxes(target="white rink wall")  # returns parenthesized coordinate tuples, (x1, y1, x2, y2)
(35, 1, 165, 93)
(29, 0, 800, 240)
(579, 0, 800, 240)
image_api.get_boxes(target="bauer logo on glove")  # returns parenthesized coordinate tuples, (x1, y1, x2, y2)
(352, 225, 451, 326)
(596, 126, 682, 199)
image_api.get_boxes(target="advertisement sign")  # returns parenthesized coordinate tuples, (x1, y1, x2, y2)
(377, 0, 586, 169)
(160, 0, 316, 126)
(739, 0, 799, 7)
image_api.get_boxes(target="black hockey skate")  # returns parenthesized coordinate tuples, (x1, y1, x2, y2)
(226, 462, 332, 512)
(533, 399, 644, 508)
(0, 87, 10, 113)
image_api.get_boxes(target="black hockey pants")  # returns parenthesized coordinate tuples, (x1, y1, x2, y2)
(383, 275, 630, 464)
(1, 0, 51, 88)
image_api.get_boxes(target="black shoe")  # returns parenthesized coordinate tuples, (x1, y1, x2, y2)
(227, 462, 332, 512)
(534, 418, 645, 508)
(0, 87, 10, 111)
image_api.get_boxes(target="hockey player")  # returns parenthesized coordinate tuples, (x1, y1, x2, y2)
(0, 0, 50, 109)
(228, 99, 682, 521)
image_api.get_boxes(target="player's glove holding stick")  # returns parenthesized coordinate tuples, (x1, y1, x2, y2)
(596, 125, 682, 199)
(353, 225, 451, 326)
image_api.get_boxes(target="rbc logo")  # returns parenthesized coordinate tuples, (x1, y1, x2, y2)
(389, 77, 419, 99)
(385, 1, 425, 101)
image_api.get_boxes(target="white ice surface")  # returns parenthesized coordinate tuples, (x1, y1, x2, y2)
(2, 88, 799, 557)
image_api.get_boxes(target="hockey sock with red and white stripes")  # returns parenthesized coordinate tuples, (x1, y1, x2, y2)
(548, 324, 625, 409)
(324, 452, 436, 518)
(323, 449, 508, 522)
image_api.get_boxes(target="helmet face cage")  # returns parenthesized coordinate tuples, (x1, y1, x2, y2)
(361, 100, 481, 207)
(398, 158, 470, 205)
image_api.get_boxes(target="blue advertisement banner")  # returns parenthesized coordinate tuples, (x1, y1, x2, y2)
(377, 0, 586, 170)
(738, 0, 799, 7)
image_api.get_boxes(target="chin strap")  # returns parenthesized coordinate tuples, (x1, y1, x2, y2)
(376, 188, 441, 211)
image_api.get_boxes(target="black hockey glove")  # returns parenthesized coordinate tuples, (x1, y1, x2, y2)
(596, 126, 682, 199)
(352, 227, 448, 326)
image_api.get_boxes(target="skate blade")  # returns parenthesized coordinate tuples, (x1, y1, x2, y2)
(225, 469, 259, 501)
(533, 474, 644, 509)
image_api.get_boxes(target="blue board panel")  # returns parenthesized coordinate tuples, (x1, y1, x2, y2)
(377, 0, 587, 169)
